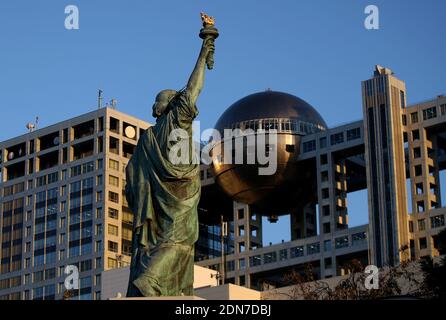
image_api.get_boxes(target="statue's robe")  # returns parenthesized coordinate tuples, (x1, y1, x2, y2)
(125, 91, 200, 297)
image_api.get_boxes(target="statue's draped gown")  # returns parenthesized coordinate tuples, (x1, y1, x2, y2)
(125, 91, 200, 296)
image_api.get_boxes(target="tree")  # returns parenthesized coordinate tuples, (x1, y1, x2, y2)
(420, 256, 446, 299)
(433, 229, 446, 255)
(278, 259, 425, 300)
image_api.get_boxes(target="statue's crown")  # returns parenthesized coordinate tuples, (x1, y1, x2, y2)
(200, 12, 215, 26)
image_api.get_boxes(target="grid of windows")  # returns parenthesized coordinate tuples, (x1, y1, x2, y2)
(69, 178, 94, 259)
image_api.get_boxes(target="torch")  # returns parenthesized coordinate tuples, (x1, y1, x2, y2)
(199, 12, 219, 70)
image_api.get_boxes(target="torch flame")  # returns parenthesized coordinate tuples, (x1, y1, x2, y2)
(200, 12, 215, 26)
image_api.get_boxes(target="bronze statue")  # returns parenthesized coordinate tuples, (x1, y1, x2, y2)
(125, 13, 218, 297)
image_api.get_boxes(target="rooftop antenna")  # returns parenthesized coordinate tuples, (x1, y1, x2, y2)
(26, 116, 39, 133)
(26, 123, 35, 133)
(98, 89, 103, 109)
(111, 98, 117, 110)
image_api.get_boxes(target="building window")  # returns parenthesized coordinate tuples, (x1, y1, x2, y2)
(440, 104, 446, 116)
(346, 128, 360, 141)
(417, 201, 425, 213)
(303, 140, 316, 153)
(431, 215, 445, 228)
(238, 209, 244, 220)
(412, 129, 420, 141)
(409, 221, 414, 233)
(323, 223, 331, 234)
(95, 224, 103, 236)
(330, 132, 344, 146)
(400, 91, 406, 108)
(319, 137, 327, 149)
(423, 107, 437, 120)
(239, 275, 246, 286)
(238, 258, 245, 270)
(411, 112, 418, 123)
(324, 240, 331, 251)
(279, 249, 287, 261)
(285, 144, 295, 153)
(108, 224, 119, 236)
(402, 115, 407, 126)
(96, 258, 102, 268)
(335, 236, 349, 249)
(307, 242, 320, 255)
(226, 260, 235, 272)
(109, 159, 119, 171)
(413, 147, 421, 159)
(325, 257, 333, 268)
(108, 258, 117, 269)
(109, 175, 119, 187)
(352, 232, 367, 245)
(96, 207, 103, 219)
(108, 208, 119, 219)
(47, 172, 58, 184)
(238, 225, 245, 237)
(95, 274, 101, 286)
(418, 219, 426, 231)
(108, 191, 119, 203)
(415, 183, 423, 195)
(36, 176, 47, 187)
(414, 165, 422, 176)
(249, 255, 262, 267)
(108, 241, 118, 253)
(96, 241, 102, 253)
(321, 171, 329, 182)
(320, 154, 328, 165)
(419, 237, 427, 250)
(290, 246, 304, 258)
(263, 252, 277, 264)
(322, 188, 329, 199)
(322, 205, 330, 216)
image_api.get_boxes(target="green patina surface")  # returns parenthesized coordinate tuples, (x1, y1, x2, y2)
(125, 17, 217, 297)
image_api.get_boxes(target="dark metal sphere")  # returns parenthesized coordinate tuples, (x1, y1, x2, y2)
(210, 91, 327, 216)
(215, 91, 327, 134)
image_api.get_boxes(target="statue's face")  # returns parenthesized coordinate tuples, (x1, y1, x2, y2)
(152, 90, 177, 118)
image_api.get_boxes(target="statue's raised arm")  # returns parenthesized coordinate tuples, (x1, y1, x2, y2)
(186, 13, 219, 106)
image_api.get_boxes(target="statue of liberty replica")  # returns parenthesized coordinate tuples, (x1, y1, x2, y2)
(125, 13, 218, 297)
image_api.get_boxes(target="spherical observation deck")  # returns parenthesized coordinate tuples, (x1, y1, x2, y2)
(210, 91, 327, 218)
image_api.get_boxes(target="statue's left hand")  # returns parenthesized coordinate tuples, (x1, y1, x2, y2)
(202, 37, 215, 57)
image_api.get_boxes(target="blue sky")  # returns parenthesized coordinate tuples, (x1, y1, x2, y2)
(1, 0, 445, 244)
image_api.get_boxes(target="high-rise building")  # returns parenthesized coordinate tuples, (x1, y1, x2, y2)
(0, 108, 149, 300)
